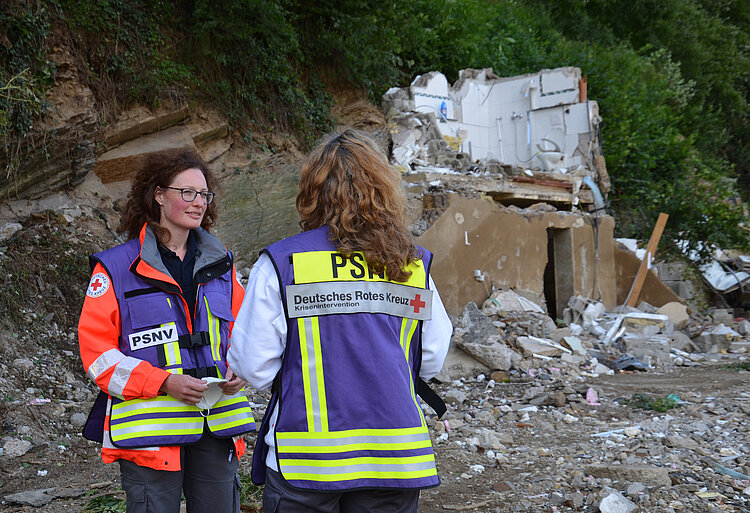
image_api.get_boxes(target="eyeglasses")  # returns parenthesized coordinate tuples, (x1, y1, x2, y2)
(164, 187, 215, 204)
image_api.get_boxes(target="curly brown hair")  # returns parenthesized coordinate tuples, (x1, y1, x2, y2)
(296, 129, 418, 282)
(118, 148, 219, 242)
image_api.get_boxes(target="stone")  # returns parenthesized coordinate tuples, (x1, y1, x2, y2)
(626, 482, 647, 496)
(475, 427, 513, 448)
(444, 389, 467, 405)
(12, 358, 33, 371)
(584, 464, 672, 487)
(93, 125, 197, 183)
(490, 370, 510, 382)
(69, 413, 87, 428)
(599, 490, 637, 513)
(657, 302, 689, 330)
(561, 335, 586, 355)
(3, 489, 56, 507)
(0, 222, 22, 242)
(454, 304, 522, 370)
(670, 331, 699, 353)
(2, 438, 32, 458)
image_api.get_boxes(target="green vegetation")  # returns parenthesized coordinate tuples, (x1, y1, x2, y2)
(239, 472, 263, 511)
(624, 393, 681, 412)
(723, 362, 750, 371)
(80, 492, 126, 513)
(1, 0, 749, 258)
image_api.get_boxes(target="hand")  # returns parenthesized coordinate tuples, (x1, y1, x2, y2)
(219, 368, 246, 395)
(160, 374, 208, 405)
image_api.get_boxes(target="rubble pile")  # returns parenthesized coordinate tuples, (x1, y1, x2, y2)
(416, 288, 749, 512)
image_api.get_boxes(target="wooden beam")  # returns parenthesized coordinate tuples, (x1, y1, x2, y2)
(624, 213, 670, 307)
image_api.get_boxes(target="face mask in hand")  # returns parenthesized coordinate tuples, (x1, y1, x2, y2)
(196, 377, 227, 413)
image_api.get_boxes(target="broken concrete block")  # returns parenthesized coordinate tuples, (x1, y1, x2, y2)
(692, 324, 741, 353)
(621, 312, 672, 335)
(454, 303, 522, 370)
(584, 464, 672, 487)
(481, 289, 545, 315)
(620, 334, 671, 366)
(560, 353, 586, 366)
(516, 336, 571, 358)
(736, 319, 750, 336)
(657, 302, 689, 330)
(582, 301, 606, 328)
(709, 308, 734, 324)
(561, 335, 586, 355)
(669, 331, 700, 353)
(0, 222, 22, 242)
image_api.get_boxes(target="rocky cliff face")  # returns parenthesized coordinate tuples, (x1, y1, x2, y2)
(1, 46, 99, 201)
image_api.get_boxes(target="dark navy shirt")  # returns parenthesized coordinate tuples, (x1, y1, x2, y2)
(158, 231, 200, 320)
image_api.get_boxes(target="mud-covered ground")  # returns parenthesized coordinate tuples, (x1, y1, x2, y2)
(2, 360, 748, 512)
(1, 218, 749, 513)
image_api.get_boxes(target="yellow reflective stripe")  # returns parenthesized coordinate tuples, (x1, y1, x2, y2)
(292, 251, 426, 287)
(281, 468, 437, 482)
(298, 318, 315, 431)
(312, 317, 328, 432)
(204, 297, 222, 363)
(277, 426, 432, 453)
(282, 454, 435, 468)
(214, 396, 249, 408)
(277, 426, 428, 439)
(157, 321, 181, 367)
(298, 317, 328, 432)
(209, 415, 256, 431)
(400, 318, 418, 360)
(279, 440, 432, 453)
(113, 405, 195, 419)
(166, 297, 171, 309)
(398, 317, 426, 428)
(207, 407, 255, 421)
(280, 454, 437, 478)
(111, 395, 188, 412)
(112, 426, 205, 441)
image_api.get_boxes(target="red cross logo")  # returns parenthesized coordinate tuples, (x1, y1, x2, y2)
(410, 294, 426, 313)
(87, 272, 109, 298)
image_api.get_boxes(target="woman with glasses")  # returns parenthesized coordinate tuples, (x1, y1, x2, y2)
(78, 148, 255, 513)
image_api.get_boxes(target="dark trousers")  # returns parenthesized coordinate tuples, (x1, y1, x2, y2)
(119, 434, 240, 513)
(263, 468, 419, 513)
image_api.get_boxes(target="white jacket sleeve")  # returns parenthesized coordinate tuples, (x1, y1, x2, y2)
(419, 275, 452, 380)
(227, 253, 286, 390)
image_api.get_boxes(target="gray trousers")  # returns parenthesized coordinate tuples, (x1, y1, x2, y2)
(263, 468, 419, 513)
(119, 434, 240, 513)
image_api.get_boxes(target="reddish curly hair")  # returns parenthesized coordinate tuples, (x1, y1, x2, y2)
(296, 129, 418, 282)
(118, 148, 219, 243)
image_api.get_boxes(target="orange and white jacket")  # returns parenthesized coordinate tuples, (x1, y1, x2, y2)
(78, 224, 248, 470)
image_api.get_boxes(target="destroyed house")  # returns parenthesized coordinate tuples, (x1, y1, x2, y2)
(384, 67, 631, 318)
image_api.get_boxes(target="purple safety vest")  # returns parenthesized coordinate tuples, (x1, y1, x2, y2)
(90, 226, 255, 448)
(253, 226, 440, 491)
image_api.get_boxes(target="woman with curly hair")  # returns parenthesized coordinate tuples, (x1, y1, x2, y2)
(229, 129, 452, 513)
(78, 149, 255, 513)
